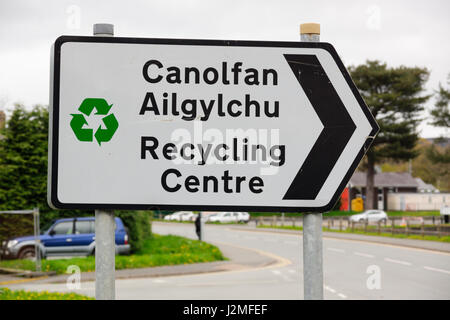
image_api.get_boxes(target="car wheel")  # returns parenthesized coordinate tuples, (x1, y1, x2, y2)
(18, 246, 36, 260)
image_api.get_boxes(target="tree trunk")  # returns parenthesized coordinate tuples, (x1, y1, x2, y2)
(366, 156, 376, 210)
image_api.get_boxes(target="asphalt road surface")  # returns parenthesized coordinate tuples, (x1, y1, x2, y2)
(6, 222, 450, 299)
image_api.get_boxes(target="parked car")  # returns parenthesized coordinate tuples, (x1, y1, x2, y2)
(164, 211, 197, 222)
(349, 210, 388, 223)
(236, 212, 250, 223)
(208, 212, 250, 223)
(1, 217, 130, 260)
(208, 212, 235, 223)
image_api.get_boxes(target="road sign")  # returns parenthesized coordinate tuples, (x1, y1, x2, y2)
(48, 36, 379, 212)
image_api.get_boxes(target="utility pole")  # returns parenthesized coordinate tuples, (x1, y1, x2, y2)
(300, 23, 324, 300)
(93, 23, 116, 301)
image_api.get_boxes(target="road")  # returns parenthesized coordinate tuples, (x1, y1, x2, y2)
(5, 222, 450, 299)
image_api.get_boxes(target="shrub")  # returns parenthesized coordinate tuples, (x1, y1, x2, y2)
(115, 211, 152, 252)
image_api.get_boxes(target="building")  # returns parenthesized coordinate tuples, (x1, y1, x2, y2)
(415, 177, 439, 193)
(387, 192, 449, 211)
(340, 171, 447, 211)
(346, 172, 418, 210)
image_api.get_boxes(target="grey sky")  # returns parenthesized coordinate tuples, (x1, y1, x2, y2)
(0, 0, 449, 137)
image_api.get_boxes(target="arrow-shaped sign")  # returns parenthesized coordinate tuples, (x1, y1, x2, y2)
(49, 37, 379, 211)
(283, 54, 356, 200)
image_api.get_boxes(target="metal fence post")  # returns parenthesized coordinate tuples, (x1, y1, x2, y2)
(33, 207, 41, 272)
(93, 23, 116, 300)
(300, 22, 323, 300)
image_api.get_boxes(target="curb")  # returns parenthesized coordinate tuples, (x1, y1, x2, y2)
(2, 240, 284, 285)
(0, 267, 56, 278)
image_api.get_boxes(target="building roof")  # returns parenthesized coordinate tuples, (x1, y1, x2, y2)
(414, 178, 438, 192)
(349, 172, 419, 188)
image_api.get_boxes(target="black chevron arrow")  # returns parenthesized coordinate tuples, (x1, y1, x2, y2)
(283, 54, 356, 200)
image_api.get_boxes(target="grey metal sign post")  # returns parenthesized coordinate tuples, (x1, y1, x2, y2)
(300, 23, 323, 300)
(93, 23, 116, 301)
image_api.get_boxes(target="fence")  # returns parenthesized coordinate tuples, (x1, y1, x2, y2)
(0, 208, 41, 272)
(253, 215, 450, 239)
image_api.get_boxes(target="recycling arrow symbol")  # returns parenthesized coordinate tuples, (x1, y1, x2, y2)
(70, 98, 119, 146)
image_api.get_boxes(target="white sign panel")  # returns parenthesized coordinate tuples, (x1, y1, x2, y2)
(48, 36, 378, 212)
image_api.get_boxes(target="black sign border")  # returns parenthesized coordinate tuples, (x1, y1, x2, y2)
(49, 36, 379, 213)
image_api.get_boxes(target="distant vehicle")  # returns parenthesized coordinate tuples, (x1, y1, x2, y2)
(164, 211, 197, 222)
(349, 210, 388, 223)
(0, 217, 130, 260)
(208, 212, 250, 223)
(208, 212, 235, 223)
(236, 212, 250, 223)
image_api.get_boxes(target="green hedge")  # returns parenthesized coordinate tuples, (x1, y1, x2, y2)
(115, 211, 152, 253)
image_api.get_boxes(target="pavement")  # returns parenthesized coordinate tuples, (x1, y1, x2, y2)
(2, 222, 449, 299)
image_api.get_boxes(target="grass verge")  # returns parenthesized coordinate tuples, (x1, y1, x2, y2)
(256, 225, 450, 242)
(0, 287, 93, 300)
(0, 234, 225, 274)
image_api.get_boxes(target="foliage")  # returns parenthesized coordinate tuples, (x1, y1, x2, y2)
(0, 234, 225, 274)
(349, 61, 430, 208)
(430, 74, 450, 129)
(0, 105, 48, 211)
(0, 214, 34, 246)
(115, 211, 152, 252)
(0, 287, 93, 300)
(0, 106, 152, 251)
(380, 139, 450, 192)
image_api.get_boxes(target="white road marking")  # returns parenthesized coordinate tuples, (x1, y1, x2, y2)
(271, 270, 281, 275)
(152, 279, 166, 283)
(271, 269, 295, 282)
(338, 293, 347, 299)
(424, 266, 450, 275)
(327, 247, 345, 253)
(354, 252, 375, 258)
(384, 258, 412, 266)
(324, 285, 336, 293)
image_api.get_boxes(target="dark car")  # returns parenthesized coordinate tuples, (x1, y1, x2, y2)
(1, 217, 130, 259)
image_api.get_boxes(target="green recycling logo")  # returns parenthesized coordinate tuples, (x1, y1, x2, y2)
(70, 98, 119, 146)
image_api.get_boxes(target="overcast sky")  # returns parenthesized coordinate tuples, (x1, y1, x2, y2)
(0, 0, 449, 137)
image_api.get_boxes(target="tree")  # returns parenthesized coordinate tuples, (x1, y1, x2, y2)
(0, 105, 48, 211)
(380, 138, 450, 192)
(430, 73, 450, 130)
(0, 105, 151, 250)
(349, 61, 430, 209)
